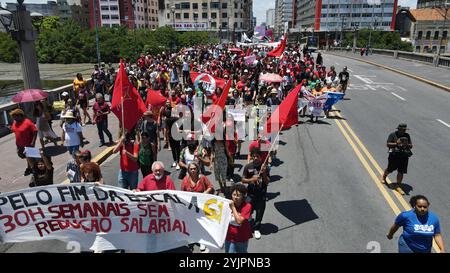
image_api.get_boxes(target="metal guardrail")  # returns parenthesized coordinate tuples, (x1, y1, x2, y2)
(328, 47, 450, 68)
(0, 83, 73, 137)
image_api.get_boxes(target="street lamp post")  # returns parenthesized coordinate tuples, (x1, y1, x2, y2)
(0, 1, 44, 116)
(92, 0, 101, 67)
(434, 1, 449, 65)
(352, 23, 359, 53)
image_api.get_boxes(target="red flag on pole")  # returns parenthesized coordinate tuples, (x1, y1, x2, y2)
(267, 34, 287, 58)
(111, 59, 147, 131)
(245, 47, 252, 57)
(201, 79, 232, 133)
(146, 89, 167, 108)
(264, 83, 301, 135)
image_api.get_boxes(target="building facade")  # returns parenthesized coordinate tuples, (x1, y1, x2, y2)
(410, 8, 449, 53)
(416, 0, 445, 9)
(294, 0, 398, 33)
(6, 1, 59, 16)
(266, 8, 276, 27)
(70, 0, 90, 29)
(157, 0, 253, 38)
(275, 0, 293, 36)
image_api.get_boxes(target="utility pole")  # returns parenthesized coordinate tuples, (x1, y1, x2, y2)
(435, 2, 449, 65)
(93, 0, 101, 67)
(340, 15, 346, 46)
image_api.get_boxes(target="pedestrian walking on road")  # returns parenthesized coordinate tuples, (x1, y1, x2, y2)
(225, 183, 253, 253)
(387, 195, 446, 253)
(134, 161, 175, 191)
(382, 124, 413, 195)
(61, 111, 84, 156)
(9, 108, 38, 176)
(33, 100, 58, 148)
(113, 133, 139, 190)
(92, 93, 113, 147)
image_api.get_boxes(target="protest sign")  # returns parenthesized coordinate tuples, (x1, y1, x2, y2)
(308, 94, 328, 117)
(24, 147, 41, 158)
(0, 184, 231, 252)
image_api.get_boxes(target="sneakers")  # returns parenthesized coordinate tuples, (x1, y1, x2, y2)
(176, 164, 180, 170)
(199, 244, 206, 251)
(254, 230, 261, 240)
(172, 162, 177, 168)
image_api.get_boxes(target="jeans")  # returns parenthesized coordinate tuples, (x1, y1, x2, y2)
(225, 241, 248, 253)
(96, 120, 113, 144)
(67, 145, 79, 155)
(251, 193, 267, 231)
(169, 138, 181, 163)
(118, 170, 139, 190)
(398, 235, 415, 253)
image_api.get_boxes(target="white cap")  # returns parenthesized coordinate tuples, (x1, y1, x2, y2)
(61, 91, 69, 97)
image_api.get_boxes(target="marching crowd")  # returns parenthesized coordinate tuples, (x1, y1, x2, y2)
(6, 40, 445, 254)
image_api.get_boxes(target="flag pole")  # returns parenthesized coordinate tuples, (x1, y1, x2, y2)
(121, 92, 125, 137)
(258, 123, 284, 176)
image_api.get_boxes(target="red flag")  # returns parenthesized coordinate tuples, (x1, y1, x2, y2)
(190, 72, 227, 89)
(111, 60, 147, 131)
(146, 89, 167, 108)
(267, 34, 287, 58)
(264, 83, 301, 135)
(201, 79, 232, 133)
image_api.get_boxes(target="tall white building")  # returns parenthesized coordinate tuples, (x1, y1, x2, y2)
(158, 0, 253, 38)
(266, 8, 275, 27)
(275, 0, 293, 36)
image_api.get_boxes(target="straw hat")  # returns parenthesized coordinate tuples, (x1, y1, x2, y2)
(61, 111, 76, 119)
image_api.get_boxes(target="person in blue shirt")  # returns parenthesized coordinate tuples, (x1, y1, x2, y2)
(387, 195, 445, 253)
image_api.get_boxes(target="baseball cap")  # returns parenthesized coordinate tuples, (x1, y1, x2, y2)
(397, 123, 409, 130)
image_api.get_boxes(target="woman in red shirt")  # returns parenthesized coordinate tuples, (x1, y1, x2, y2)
(180, 162, 214, 194)
(225, 183, 253, 253)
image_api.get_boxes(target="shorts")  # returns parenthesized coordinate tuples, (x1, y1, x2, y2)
(387, 153, 409, 174)
(79, 99, 88, 109)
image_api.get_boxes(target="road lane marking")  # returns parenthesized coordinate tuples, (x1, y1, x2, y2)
(436, 119, 450, 128)
(391, 92, 406, 101)
(332, 107, 440, 253)
(347, 68, 354, 72)
(332, 113, 402, 215)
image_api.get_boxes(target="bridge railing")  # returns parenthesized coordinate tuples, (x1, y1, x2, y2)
(327, 47, 450, 69)
(0, 83, 74, 137)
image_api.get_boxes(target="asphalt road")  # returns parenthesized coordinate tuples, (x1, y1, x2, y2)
(2, 54, 449, 253)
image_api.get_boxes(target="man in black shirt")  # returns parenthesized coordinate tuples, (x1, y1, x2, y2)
(338, 66, 350, 94)
(242, 147, 269, 240)
(382, 124, 413, 195)
(140, 111, 159, 160)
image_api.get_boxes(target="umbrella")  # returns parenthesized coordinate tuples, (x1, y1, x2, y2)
(259, 73, 283, 83)
(12, 89, 48, 103)
(229, 47, 243, 53)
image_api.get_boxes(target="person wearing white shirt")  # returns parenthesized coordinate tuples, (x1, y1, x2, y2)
(61, 111, 84, 156)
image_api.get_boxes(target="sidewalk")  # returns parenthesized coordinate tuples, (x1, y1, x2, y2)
(326, 50, 450, 89)
(0, 103, 120, 193)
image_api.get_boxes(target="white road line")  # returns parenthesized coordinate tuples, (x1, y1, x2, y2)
(335, 62, 340, 65)
(437, 119, 450, 128)
(347, 68, 354, 72)
(391, 92, 406, 101)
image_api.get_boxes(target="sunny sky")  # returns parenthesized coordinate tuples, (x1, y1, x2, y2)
(2, 0, 419, 25)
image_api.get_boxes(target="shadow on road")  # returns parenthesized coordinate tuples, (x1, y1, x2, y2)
(269, 175, 283, 183)
(43, 145, 67, 157)
(260, 223, 279, 236)
(274, 199, 319, 232)
(271, 157, 283, 167)
(266, 191, 280, 201)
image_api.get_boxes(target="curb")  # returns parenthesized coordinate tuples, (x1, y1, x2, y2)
(326, 52, 450, 93)
(61, 146, 115, 184)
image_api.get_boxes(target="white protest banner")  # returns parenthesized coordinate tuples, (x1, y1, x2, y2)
(24, 147, 41, 158)
(244, 55, 256, 66)
(227, 108, 246, 122)
(308, 94, 328, 117)
(0, 184, 231, 252)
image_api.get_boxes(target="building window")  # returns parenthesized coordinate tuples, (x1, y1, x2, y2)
(111, 15, 119, 20)
(426, 31, 431, 39)
(184, 13, 189, 19)
(101, 6, 109, 11)
(443, 31, 448, 39)
(434, 31, 439, 40)
(193, 3, 198, 9)
(193, 13, 198, 19)
(175, 4, 180, 9)
(176, 13, 181, 19)
(415, 46, 421, 52)
(202, 2, 208, 9)
(222, 3, 227, 9)
(110, 5, 118, 11)
(235, 13, 237, 18)
(181, 2, 190, 9)
(211, 22, 217, 28)
(167, 13, 170, 19)
(352, 13, 360, 17)
(202, 12, 208, 19)
(222, 22, 227, 28)
(211, 2, 220, 9)
(222, 13, 227, 18)
(102, 15, 110, 19)
(235, 2, 238, 9)
(211, 12, 217, 19)
(418, 31, 423, 39)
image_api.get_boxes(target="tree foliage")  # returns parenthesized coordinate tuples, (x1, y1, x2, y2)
(343, 29, 413, 52)
(0, 20, 219, 63)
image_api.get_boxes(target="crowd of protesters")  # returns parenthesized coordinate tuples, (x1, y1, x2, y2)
(6, 39, 445, 254)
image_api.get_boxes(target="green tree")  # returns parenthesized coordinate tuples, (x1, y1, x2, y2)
(0, 32, 19, 62)
(41, 16, 61, 31)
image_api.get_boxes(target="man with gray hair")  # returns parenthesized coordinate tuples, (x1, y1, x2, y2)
(134, 161, 176, 191)
(93, 93, 113, 147)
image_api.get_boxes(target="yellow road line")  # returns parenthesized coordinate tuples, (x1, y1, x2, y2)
(332, 114, 402, 215)
(331, 108, 440, 253)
